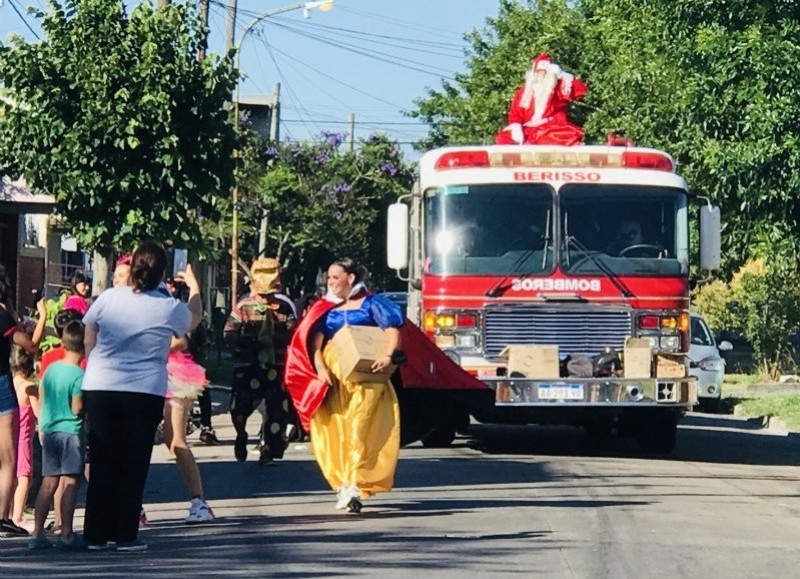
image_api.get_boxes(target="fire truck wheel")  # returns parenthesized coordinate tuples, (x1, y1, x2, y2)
(636, 410, 678, 454)
(421, 427, 457, 448)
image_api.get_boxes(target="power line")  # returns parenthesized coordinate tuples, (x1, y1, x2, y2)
(282, 119, 427, 126)
(7, 0, 40, 39)
(265, 42, 408, 110)
(264, 18, 458, 80)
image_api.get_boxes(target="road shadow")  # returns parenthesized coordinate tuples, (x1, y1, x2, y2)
(458, 415, 800, 467)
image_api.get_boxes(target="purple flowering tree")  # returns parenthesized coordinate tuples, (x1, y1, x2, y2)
(234, 131, 413, 294)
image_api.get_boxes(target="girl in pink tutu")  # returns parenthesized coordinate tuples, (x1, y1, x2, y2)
(164, 336, 215, 524)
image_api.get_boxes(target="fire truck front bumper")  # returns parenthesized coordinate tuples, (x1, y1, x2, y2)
(488, 377, 697, 408)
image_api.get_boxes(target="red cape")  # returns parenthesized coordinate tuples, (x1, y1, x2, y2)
(283, 297, 489, 431)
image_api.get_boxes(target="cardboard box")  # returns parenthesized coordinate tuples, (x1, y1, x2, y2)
(499, 345, 559, 378)
(656, 354, 685, 378)
(330, 325, 397, 383)
(624, 338, 652, 378)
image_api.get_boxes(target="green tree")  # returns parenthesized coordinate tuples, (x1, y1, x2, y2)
(0, 0, 237, 275)
(695, 258, 800, 377)
(413, 0, 800, 275)
(233, 131, 414, 296)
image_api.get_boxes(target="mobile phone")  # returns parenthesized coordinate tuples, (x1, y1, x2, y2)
(173, 249, 188, 277)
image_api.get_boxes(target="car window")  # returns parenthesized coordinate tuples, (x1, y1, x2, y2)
(691, 317, 715, 346)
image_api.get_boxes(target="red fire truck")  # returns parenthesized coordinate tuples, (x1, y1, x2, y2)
(386, 143, 721, 453)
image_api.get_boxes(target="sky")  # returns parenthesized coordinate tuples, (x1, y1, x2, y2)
(0, 0, 502, 157)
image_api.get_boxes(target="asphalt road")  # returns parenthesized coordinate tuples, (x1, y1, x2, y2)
(2, 410, 799, 578)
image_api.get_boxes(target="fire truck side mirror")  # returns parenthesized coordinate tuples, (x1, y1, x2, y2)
(387, 202, 410, 271)
(699, 204, 721, 271)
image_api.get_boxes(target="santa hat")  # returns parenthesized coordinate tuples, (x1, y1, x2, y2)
(532, 52, 552, 71)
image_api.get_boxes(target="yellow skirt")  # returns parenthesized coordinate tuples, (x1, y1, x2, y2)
(309, 343, 400, 498)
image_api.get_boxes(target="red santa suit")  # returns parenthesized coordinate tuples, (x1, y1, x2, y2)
(495, 53, 587, 146)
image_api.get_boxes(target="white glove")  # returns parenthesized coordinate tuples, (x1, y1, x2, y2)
(546, 63, 563, 77)
(509, 123, 524, 144)
(560, 72, 574, 96)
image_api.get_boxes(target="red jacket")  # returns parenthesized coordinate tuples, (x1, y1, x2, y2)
(283, 297, 489, 431)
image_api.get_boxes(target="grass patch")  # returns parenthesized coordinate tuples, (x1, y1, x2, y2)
(723, 373, 762, 387)
(735, 395, 800, 430)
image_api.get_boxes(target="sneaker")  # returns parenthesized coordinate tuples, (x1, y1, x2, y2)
(258, 446, 275, 466)
(0, 518, 30, 537)
(54, 535, 87, 550)
(199, 427, 221, 446)
(14, 519, 35, 534)
(346, 497, 362, 514)
(234, 433, 248, 462)
(28, 537, 51, 550)
(185, 499, 215, 525)
(334, 488, 349, 510)
(87, 541, 111, 551)
(139, 508, 148, 527)
(116, 540, 148, 552)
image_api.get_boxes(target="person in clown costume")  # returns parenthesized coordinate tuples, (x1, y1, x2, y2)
(224, 258, 296, 465)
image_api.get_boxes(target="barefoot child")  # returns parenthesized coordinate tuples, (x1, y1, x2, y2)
(29, 320, 86, 550)
(11, 346, 41, 532)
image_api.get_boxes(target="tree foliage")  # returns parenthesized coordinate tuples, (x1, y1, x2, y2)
(413, 0, 800, 274)
(0, 0, 237, 254)
(695, 258, 800, 376)
(231, 131, 415, 295)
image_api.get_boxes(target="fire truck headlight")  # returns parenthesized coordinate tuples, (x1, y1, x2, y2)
(643, 336, 659, 349)
(435, 334, 456, 349)
(660, 335, 681, 351)
(454, 333, 478, 349)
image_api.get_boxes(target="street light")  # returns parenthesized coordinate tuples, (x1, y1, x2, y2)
(231, 1, 334, 302)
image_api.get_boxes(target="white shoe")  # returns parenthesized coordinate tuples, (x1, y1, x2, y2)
(185, 499, 215, 524)
(335, 487, 349, 510)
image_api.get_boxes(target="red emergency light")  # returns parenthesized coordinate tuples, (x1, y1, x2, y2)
(435, 151, 490, 170)
(621, 151, 674, 171)
(435, 148, 674, 172)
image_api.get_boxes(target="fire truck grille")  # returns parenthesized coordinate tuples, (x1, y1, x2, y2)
(484, 306, 632, 359)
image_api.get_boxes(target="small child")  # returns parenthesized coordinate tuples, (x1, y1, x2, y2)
(36, 307, 84, 537)
(29, 320, 86, 550)
(11, 346, 41, 533)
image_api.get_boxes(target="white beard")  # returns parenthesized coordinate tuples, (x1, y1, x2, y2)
(519, 69, 558, 120)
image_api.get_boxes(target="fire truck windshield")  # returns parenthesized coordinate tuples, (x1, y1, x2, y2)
(424, 184, 554, 275)
(423, 183, 688, 277)
(560, 185, 688, 276)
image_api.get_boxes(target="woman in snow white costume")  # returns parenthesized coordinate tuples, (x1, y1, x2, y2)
(284, 258, 490, 514)
(287, 258, 401, 514)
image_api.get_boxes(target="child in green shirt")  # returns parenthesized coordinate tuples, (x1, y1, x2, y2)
(29, 320, 86, 550)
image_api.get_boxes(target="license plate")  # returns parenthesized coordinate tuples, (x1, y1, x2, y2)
(538, 383, 584, 400)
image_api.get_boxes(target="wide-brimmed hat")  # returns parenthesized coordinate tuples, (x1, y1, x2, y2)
(251, 257, 281, 295)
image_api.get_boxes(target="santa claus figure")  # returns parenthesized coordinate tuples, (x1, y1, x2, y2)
(495, 53, 587, 146)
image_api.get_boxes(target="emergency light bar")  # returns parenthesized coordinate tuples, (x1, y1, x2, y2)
(435, 149, 674, 172)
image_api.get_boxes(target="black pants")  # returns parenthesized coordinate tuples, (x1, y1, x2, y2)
(229, 363, 289, 459)
(84, 390, 164, 545)
(197, 387, 212, 428)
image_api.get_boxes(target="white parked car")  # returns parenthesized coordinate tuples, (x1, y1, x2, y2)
(688, 313, 733, 413)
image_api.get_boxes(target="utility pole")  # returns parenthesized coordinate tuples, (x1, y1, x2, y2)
(226, 0, 238, 55)
(228, 0, 239, 301)
(348, 113, 355, 152)
(258, 83, 281, 257)
(198, 0, 210, 61)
